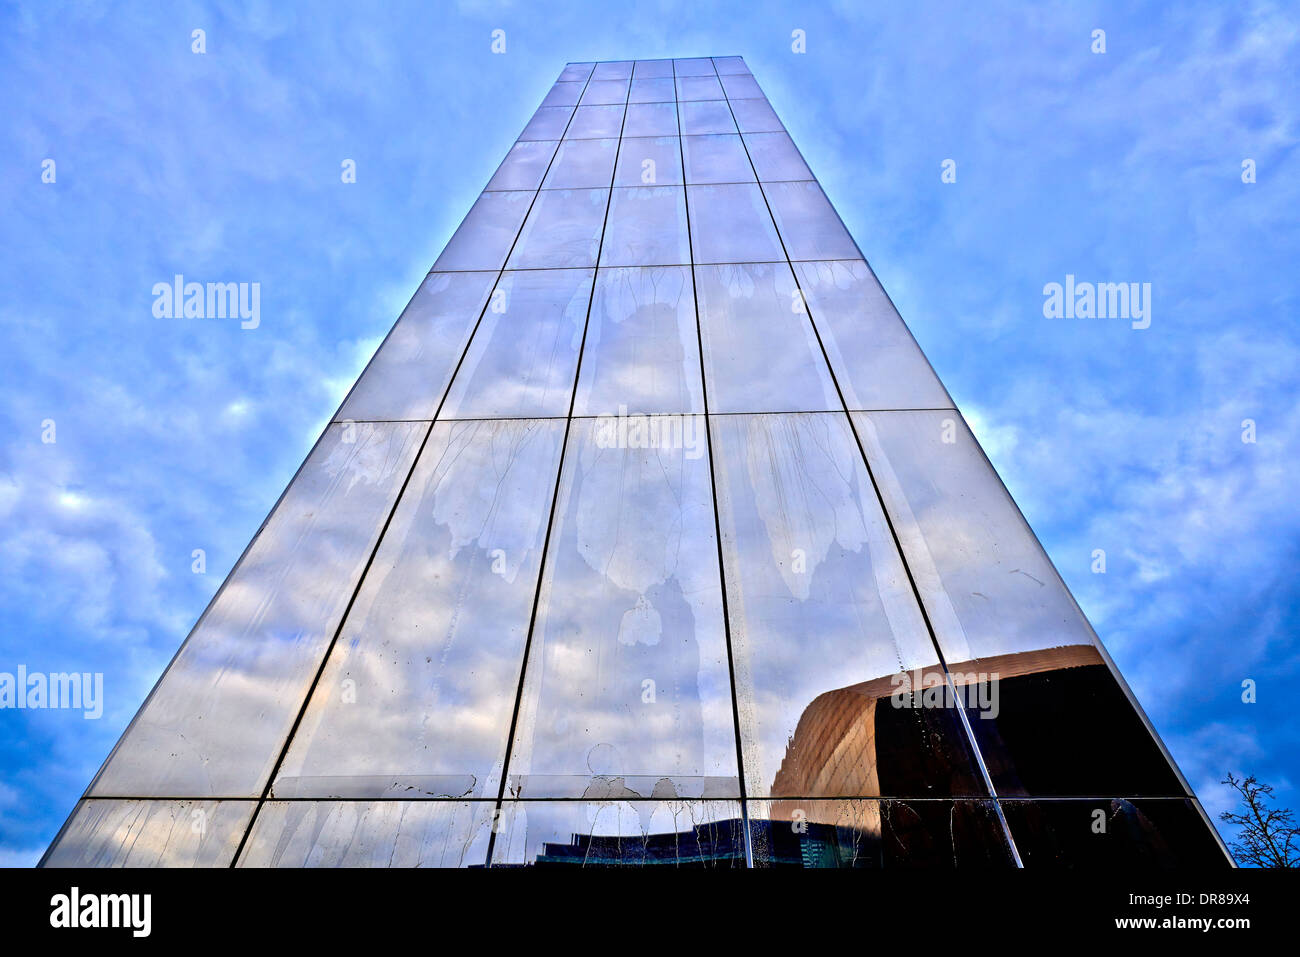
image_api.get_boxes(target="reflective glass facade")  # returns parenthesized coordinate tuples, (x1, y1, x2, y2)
(42, 57, 1230, 869)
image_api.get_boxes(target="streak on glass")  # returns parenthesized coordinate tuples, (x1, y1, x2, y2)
(238, 801, 493, 867)
(439, 268, 593, 420)
(506, 416, 739, 800)
(272, 418, 566, 800)
(505, 188, 609, 270)
(43, 800, 254, 867)
(600, 186, 691, 268)
(694, 262, 840, 413)
(572, 265, 704, 417)
(686, 183, 784, 264)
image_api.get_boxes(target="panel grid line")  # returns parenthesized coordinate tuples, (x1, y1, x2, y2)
(677, 53, 755, 868)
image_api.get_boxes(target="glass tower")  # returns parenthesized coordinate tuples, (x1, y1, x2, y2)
(42, 57, 1231, 868)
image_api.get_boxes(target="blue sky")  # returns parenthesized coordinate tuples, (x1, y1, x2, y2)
(1, 0, 1297, 865)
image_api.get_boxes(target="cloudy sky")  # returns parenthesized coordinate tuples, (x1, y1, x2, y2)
(1, 0, 1297, 865)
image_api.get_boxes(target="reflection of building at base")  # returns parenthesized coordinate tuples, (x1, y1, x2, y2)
(753, 800, 1013, 868)
(507, 797, 1225, 868)
(501, 817, 747, 868)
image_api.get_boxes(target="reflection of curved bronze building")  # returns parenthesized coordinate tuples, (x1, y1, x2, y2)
(763, 643, 1228, 867)
(771, 645, 1104, 802)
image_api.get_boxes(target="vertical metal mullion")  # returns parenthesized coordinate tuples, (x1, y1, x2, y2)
(682, 56, 754, 869)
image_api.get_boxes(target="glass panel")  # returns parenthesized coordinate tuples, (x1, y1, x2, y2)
(676, 75, 725, 102)
(614, 136, 683, 187)
(673, 57, 716, 77)
(851, 410, 1189, 797)
(591, 60, 632, 80)
(764, 181, 860, 261)
(629, 76, 675, 103)
(580, 78, 629, 106)
(506, 416, 738, 800)
(634, 59, 675, 78)
(791, 260, 952, 410)
(520, 105, 574, 141)
(88, 421, 424, 798)
(1001, 799, 1230, 868)
(542, 81, 584, 107)
(565, 104, 624, 140)
(748, 799, 1015, 868)
(558, 63, 593, 82)
(721, 73, 764, 100)
(694, 263, 841, 414)
(486, 139, 559, 191)
(682, 133, 755, 185)
(685, 183, 784, 264)
(600, 186, 690, 268)
(623, 101, 678, 137)
(729, 97, 784, 133)
(679, 100, 738, 135)
(505, 188, 608, 270)
(440, 269, 593, 419)
(493, 801, 745, 867)
(743, 131, 811, 182)
(43, 800, 254, 867)
(272, 418, 566, 799)
(542, 138, 618, 189)
(432, 190, 533, 272)
(337, 271, 498, 422)
(239, 801, 493, 867)
(572, 265, 704, 417)
(709, 412, 985, 798)
(712, 56, 750, 75)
